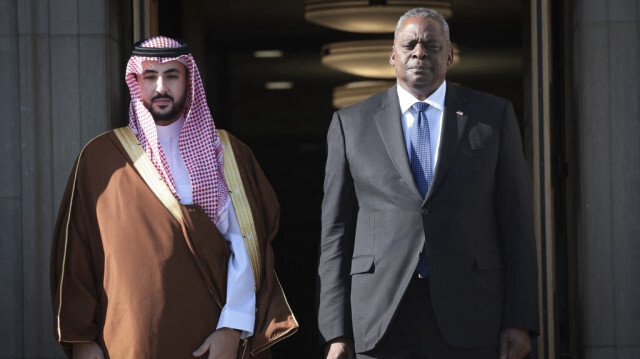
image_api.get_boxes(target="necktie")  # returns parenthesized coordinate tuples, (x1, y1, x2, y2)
(410, 102, 433, 196)
(410, 102, 431, 277)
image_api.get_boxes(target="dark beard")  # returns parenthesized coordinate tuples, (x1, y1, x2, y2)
(145, 94, 186, 123)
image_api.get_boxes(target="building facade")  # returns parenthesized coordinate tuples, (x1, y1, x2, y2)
(0, 0, 638, 357)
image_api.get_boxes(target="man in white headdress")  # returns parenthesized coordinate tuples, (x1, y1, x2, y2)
(51, 36, 297, 359)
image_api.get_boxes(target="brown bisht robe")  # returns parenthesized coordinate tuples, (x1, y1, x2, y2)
(50, 130, 297, 358)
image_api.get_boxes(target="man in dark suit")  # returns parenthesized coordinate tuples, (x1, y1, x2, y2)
(317, 8, 539, 359)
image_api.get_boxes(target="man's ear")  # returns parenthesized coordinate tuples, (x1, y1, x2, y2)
(446, 45, 454, 67)
(389, 49, 396, 66)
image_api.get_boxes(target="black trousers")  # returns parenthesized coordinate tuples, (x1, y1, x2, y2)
(356, 276, 498, 359)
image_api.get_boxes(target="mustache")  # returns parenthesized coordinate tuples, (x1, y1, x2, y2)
(405, 62, 426, 69)
(152, 94, 174, 101)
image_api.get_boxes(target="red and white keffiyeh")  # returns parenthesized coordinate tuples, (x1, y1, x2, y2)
(125, 36, 228, 224)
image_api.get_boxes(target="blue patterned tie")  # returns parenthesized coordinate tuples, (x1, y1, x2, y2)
(410, 102, 431, 277)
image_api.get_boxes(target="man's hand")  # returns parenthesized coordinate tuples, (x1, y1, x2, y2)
(192, 328, 242, 359)
(72, 342, 105, 359)
(499, 327, 532, 359)
(324, 336, 355, 359)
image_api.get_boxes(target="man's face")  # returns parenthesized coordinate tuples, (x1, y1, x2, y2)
(137, 60, 188, 125)
(390, 16, 453, 100)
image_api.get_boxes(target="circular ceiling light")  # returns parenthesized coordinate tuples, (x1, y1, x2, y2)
(322, 40, 395, 78)
(333, 80, 396, 109)
(322, 39, 460, 78)
(305, 0, 453, 33)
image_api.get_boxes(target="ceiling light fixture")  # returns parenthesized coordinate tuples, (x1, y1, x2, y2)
(265, 81, 294, 90)
(333, 80, 395, 109)
(322, 40, 395, 78)
(253, 50, 284, 58)
(322, 39, 460, 78)
(305, 0, 453, 33)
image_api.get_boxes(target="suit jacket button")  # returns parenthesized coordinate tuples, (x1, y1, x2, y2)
(421, 208, 428, 215)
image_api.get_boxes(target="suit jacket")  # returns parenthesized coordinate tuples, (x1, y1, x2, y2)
(317, 83, 538, 353)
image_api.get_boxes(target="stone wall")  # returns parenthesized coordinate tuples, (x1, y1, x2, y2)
(573, 0, 640, 358)
(0, 0, 126, 356)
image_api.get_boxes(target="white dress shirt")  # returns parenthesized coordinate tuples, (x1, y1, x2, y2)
(157, 117, 256, 338)
(397, 81, 447, 172)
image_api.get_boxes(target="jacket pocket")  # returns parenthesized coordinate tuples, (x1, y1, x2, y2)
(475, 252, 503, 270)
(468, 122, 496, 149)
(350, 255, 374, 275)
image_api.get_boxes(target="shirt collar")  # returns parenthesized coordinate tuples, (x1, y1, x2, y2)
(397, 80, 447, 114)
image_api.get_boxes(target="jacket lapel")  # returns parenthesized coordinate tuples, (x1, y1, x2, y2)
(373, 86, 423, 199)
(425, 84, 468, 202)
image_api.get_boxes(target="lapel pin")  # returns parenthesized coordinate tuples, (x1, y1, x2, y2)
(456, 110, 464, 116)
